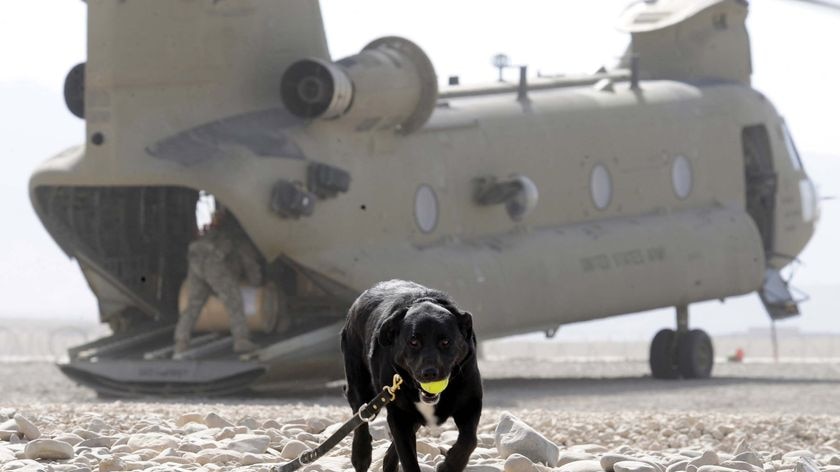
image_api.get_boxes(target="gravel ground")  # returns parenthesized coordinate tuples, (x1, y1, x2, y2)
(1, 360, 840, 472)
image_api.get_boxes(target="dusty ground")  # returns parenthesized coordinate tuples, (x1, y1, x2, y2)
(2, 359, 839, 414)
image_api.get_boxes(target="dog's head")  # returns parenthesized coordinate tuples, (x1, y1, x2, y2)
(377, 298, 474, 404)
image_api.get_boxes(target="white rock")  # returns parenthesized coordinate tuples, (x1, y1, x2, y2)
(602, 454, 645, 471)
(53, 434, 85, 446)
(571, 445, 610, 454)
(615, 461, 658, 472)
(467, 465, 504, 472)
(182, 423, 207, 435)
(690, 451, 720, 468)
(667, 460, 690, 472)
(204, 413, 234, 429)
(733, 453, 763, 468)
(295, 432, 318, 443)
(280, 440, 309, 460)
(558, 460, 604, 472)
(98, 456, 126, 472)
(495, 412, 559, 467)
(0, 420, 17, 432)
(560, 452, 597, 467)
(697, 467, 741, 472)
(53, 466, 90, 472)
(734, 440, 752, 456)
(478, 434, 496, 448)
(227, 434, 271, 454)
(830, 457, 840, 466)
(215, 427, 238, 441)
(305, 417, 331, 434)
(792, 457, 820, 472)
(176, 413, 205, 427)
(178, 442, 202, 454)
(262, 420, 282, 429)
(440, 430, 460, 446)
(505, 453, 537, 472)
(13, 415, 40, 441)
(196, 448, 243, 465)
(87, 419, 109, 433)
(369, 422, 390, 442)
(134, 448, 162, 460)
(126, 433, 179, 452)
(72, 429, 99, 441)
(0, 447, 15, 462)
(417, 440, 441, 457)
(319, 423, 342, 438)
(24, 439, 74, 460)
(720, 461, 763, 472)
(237, 417, 260, 430)
(0, 459, 50, 472)
(783, 452, 814, 463)
(150, 455, 192, 465)
(78, 437, 115, 448)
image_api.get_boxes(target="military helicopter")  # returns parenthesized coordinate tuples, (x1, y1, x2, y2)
(30, 0, 823, 396)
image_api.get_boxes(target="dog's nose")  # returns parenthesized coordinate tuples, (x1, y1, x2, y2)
(419, 368, 439, 382)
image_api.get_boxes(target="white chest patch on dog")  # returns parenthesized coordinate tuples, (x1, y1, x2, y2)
(414, 401, 438, 426)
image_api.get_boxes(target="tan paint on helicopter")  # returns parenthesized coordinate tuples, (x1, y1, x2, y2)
(30, 0, 816, 340)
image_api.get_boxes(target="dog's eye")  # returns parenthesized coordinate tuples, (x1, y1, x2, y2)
(408, 337, 420, 349)
(439, 339, 450, 348)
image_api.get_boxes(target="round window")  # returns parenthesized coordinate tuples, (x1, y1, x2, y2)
(590, 164, 612, 210)
(414, 185, 439, 233)
(672, 155, 693, 199)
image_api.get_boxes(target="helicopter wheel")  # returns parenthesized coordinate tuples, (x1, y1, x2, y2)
(649, 329, 680, 379)
(677, 329, 714, 379)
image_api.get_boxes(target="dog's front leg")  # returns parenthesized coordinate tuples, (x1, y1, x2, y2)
(437, 402, 481, 472)
(386, 408, 422, 472)
(351, 422, 372, 472)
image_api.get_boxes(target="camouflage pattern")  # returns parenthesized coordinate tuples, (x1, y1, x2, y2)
(174, 224, 263, 345)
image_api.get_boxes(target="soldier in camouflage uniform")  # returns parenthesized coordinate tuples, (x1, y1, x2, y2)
(174, 212, 264, 357)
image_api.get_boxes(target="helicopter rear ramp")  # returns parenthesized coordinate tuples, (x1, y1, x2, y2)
(60, 321, 344, 397)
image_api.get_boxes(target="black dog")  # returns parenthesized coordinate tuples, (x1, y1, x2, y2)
(341, 280, 482, 472)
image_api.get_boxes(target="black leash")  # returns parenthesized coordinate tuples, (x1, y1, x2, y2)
(271, 374, 404, 472)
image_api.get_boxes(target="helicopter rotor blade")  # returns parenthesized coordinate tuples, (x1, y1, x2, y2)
(786, 0, 840, 11)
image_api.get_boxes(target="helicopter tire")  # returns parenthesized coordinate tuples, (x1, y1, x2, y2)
(677, 329, 714, 379)
(649, 328, 680, 379)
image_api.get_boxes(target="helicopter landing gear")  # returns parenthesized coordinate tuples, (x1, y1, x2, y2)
(649, 305, 714, 380)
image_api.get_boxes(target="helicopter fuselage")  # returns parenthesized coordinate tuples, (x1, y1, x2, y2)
(28, 0, 818, 393)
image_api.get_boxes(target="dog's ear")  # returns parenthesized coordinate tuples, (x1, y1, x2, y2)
(456, 310, 475, 344)
(441, 301, 475, 344)
(377, 308, 407, 347)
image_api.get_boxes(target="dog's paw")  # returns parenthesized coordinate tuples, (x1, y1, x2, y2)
(435, 462, 454, 472)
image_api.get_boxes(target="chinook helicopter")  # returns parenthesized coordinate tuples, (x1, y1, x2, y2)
(31, 0, 822, 396)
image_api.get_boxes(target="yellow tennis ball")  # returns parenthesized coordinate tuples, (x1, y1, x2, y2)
(420, 377, 449, 395)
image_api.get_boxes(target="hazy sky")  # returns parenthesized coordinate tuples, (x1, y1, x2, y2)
(1, 0, 838, 340)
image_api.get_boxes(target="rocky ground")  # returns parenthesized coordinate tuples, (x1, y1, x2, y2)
(1, 360, 840, 472)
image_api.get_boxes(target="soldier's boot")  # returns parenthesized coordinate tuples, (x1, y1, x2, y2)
(233, 337, 259, 353)
(173, 338, 190, 359)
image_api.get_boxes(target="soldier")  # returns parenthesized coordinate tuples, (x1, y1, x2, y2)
(174, 210, 264, 357)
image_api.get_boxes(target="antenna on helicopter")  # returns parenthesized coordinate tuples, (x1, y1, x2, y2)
(492, 54, 511, 82)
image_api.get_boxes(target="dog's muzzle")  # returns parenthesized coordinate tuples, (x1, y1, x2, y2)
(419, 389, 440, 405)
